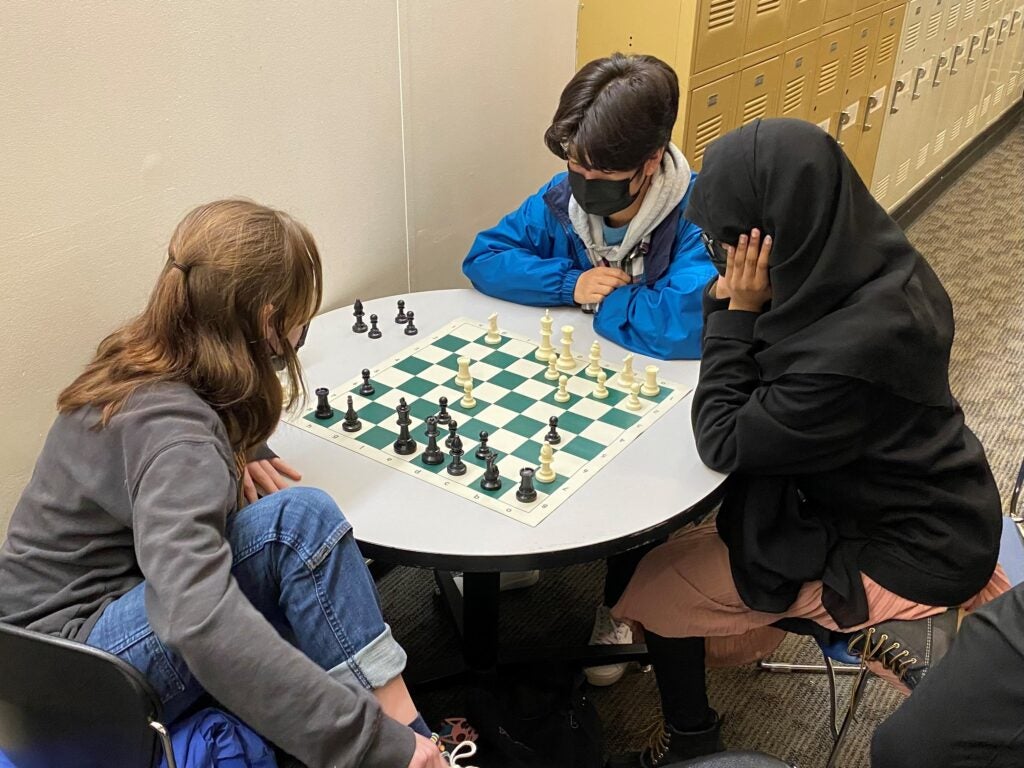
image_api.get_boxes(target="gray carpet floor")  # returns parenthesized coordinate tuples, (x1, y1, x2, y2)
(378, 120, 1024, 767)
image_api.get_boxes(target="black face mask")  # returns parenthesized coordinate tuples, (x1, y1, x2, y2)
(568, 166, 644, 217)
(701, 232, 729, 276)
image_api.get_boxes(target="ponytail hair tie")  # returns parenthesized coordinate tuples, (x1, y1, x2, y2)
(169, 260, 191, 275)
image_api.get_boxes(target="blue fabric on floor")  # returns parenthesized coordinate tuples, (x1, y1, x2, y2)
(1000, 516, 1024, 587)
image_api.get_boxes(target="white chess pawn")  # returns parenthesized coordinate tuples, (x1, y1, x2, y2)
(461, 381, 477, 409)
(625, 383, 643, 411)
(557, 325, 577, 371)
(545, 354, 560, 381)
(585, 341, 602, 378)
(536, 443, 556, 483)
(535, 309, 555, 362)
(455, 357, 472, 387)
(640, 365, 661, 397)
(593, 370, 609, 399)
(485, 312, 501, 345)
(554, 374, 571, 402)
(619, 353, 635, 386)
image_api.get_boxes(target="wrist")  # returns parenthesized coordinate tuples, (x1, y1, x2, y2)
(728, 299, 763, 312)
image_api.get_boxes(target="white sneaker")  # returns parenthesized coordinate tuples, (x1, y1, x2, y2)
(584, 604, 632, 687)
(452, 570, 540, 594)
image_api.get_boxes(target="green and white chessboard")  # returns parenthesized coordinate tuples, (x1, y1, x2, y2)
(288, 317, 691, 526)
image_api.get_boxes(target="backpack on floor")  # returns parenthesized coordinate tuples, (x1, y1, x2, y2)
(465, 663, 604, 768)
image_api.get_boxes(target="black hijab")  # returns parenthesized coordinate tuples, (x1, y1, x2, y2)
(685, 118, 954, 408)
(685, 119, 958, 625)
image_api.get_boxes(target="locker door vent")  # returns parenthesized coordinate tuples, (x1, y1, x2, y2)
(709, 0, 738, 31)
(783, 76, 806, 113)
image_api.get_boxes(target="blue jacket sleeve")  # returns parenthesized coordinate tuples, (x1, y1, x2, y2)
(593, 213, 717, 360)
(463, 176, 582, 307)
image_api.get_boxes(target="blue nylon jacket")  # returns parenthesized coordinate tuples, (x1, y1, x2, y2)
(462, 171, 716, 360)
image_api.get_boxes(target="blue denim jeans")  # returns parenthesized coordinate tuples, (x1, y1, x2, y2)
(85, 487, 407, 723)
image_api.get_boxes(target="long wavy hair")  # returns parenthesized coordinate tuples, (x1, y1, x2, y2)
(58, 199, 323, 468)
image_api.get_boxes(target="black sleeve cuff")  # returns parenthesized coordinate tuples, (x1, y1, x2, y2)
(704, 308, 759, 341)
(246, 442, 278, 462)
(702, 278, 730, 318)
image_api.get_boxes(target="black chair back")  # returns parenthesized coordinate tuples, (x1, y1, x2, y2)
(0, 622, 167, 768)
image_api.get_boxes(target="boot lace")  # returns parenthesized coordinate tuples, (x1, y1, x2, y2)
(848, 626, 919, 681)
(641, 718, 671, 766)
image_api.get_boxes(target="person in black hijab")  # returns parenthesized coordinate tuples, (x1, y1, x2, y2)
(611, 118, 1006, 765)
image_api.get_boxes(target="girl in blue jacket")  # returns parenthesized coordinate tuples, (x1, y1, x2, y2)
(463, 53, 715, 361)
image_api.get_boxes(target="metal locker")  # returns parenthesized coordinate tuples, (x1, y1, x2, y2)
(576, 0, 684, 67)
(975, 14, 1000, 127)
(825, 0, 855, 22)
(739, 56, 783, 124)
(787, 0, 827, 37)
(684, 73, 740, 170)
(857, 4, 906, 187)
(694, 0, 748, 73)
(837, 15, 881, 171)
(1008, 5, 1024, 98)
(780, 41, 820, 120)
(987, 7, 1016, 120)
(809, 26, 853, 136)
(907, 0, 957, 192)
(745, 0, 790, 55)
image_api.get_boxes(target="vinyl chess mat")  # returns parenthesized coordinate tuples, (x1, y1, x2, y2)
(288, 318, 691, 526)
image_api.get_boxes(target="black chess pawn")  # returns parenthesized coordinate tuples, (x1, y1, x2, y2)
(445, 420, 459, 449)
(367, 314, 382, 339)
(404, 310, 418, 336)
(421, 417, 444, 465)
(480, 454, 502, 491)
(435, 396, 451, 425)
(352, 299, 368, 333)
(447, 435, 467, 476)
(392, 402, 417, 455)
(358, 369, 375, 396)
(395, 299, 408, 324)
(516, 467, 538, 503)
(314, 387, 333, 420)
(545, 416, 561, 444)
(475, 431, 492, 460)
(342, 396, 362, 432)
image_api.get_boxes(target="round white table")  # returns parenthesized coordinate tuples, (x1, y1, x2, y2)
(271, 288, 726, 673)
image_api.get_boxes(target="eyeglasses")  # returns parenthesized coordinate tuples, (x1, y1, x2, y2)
(700, 232, 729, 275)
(295, 322, 310, 351)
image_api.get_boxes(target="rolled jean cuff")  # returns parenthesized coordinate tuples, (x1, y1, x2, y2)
(328, 623, 407, 690)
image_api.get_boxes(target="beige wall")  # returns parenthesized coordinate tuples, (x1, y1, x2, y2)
(0, 1, 576, 533)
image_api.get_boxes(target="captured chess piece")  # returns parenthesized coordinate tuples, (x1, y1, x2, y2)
(475, 430, 492, 460)
(516, 467, 538, 503)
(641, 365, 661, 397)
(545, 416, 561, 444)
(392, 400, 417, 455)
(314, 387, 334, 420)
(358, 369, 375, 396)
(480, 453, 502, 491)
(342, 395, 362, 432)
(554, 374, 571, 403)
(593, 370, 609, 400)
(536, 443, 556, 483)
(404, 310, 418, 336)
(367, 314, 382, 339)
(421, 417, 444, 465)
(626, 382, 643, 411)
(447, 435, 467, 476)
(445, 420, 459, 449)
(352, 299, 368, 333)
(485, 312, 502, 345)
(395, 299, 408, 324)
(435, 396, 452, 425)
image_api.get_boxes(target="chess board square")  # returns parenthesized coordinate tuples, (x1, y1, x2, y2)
(588, 386, 627, 406)
(465, 446, 505, 470)
(486, 429, 528, 454)
(488, 370, 527, 390)
(565, 375, 595, 397)
(497, 338, 535, 358)
(393, 357, 432, 376)
(532, 368, 562, 384)
(578, 420, 622, 446)
(355, 425, 397, 450)
(560, 435, 605, 461)
(448, 397, 491, 420)
(441, 462, 484, 487)
(375, 368, 413, 388)
(598, 408, 641, 429)
(391, 443, 424, 463)
(567, 397, 613, 420)
(422, 385, 467, 409)
(514, 378, 553, 401)
(474, 404, 519, 428)
(534, 472, 569, 495)
(642, 384, 673, 404)
(505, 414, 546, 438)
(461, 342, 495, 361)
(472, 381, 509, 404)
(414, 345, 449, 364)
(521, 400, 560, 424)
(541, 389, 581, 409)
(304, 408, 344, 429)
(410, 455, 448, 474)
(408, 398, 439, 422)
(356, 401, 395, 425)
(401, 376, 437, 397)
(550, 449, 586, 477)
(496, 391, 535, 414)
(449, 324, 481, 341)
(511, 439, 543, 464)
(469, 361, 502, 382)
(435, 335, 469, 352)
(551, 410, 591, 437)
(507, 358, 547, 378)
(482, 350, 518, 369)
(349, 381, 392, 400)
(458, 417, 499, 442)
(375, 390, 406, 410)
(417, 364, 457, 385)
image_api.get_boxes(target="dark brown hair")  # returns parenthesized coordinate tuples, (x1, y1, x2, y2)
(58, 199, 323, 468)
(544, 53, 679, 172)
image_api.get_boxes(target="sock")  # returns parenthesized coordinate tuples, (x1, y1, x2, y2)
(408, 713, 432, 738)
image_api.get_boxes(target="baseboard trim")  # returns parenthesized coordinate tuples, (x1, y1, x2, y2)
(892, 97, 1023, 231)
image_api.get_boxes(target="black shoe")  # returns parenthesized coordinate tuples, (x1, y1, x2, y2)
(607, 711, 724, 767)
(846, 607, 962, 689)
